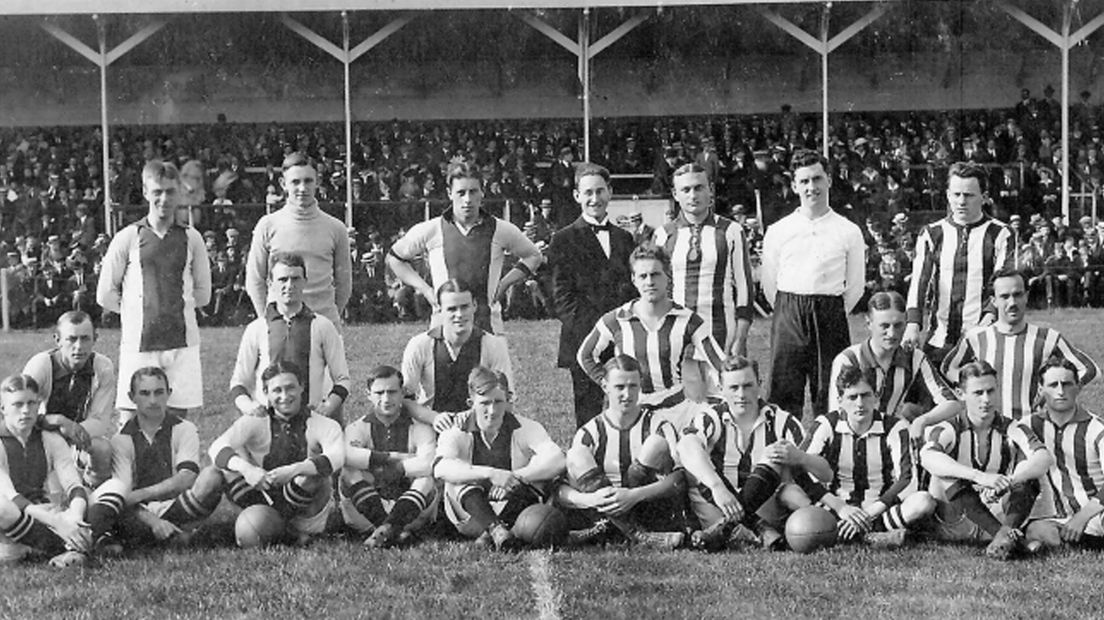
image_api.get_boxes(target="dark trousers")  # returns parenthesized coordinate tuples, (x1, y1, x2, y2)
(768, 292, 850, 420)
(570, 364, 605, 428)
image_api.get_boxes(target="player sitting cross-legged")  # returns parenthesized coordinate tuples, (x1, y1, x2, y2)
(434, 366, 565, 550)
(920, 361, 1053, 560)
(678, 356, 833, 551)
(0, 374, 91, 567)
(803, 366, 936, 548)
(85, 367, 226, 553)
(209, 360, 345, 545)
(340, 365, 437, 549)
(557, 354, 689, 550)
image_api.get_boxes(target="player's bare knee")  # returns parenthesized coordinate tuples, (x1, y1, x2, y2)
(897, 403, 923, 422)
(638, 435, 673, 471)
(193, 466, 226, 497)
(777, 483, 812, 510)
(903, 491, 937, 522)
(411, 477, 436, 496)
(0, 497, 21, 525)
(565, 445, 597, 481)
(1025, 520, 1062, 547)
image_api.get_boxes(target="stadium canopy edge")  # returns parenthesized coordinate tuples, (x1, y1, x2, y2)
(2, 0, 902, 17)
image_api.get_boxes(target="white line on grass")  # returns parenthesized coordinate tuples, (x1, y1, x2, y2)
(528, 550, 563, 620)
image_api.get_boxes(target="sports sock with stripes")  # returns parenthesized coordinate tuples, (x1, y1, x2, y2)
(947, 482, 1002, 537)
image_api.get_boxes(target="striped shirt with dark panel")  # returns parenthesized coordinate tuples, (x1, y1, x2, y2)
(654, 214, 754, 347)
(924, 412, 1044, 477)
(577, 301, 725, 400)
(112, 414, 200, 491)
(803, 410, 912, 507)
(906, 216, 1014, 348)
(829, 342, 954, 417)
(682, 400, 804, 490)
(573, 407, 677, 488)
(0, 426, 86, 509)
(942, 324, 1100, 421)
(1022, 407, 1104, 519)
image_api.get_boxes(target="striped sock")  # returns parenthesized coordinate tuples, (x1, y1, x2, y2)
(347, 481, 386, 525)
(386, 490, 429, 529)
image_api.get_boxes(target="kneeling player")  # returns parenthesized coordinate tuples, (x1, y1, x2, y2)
(85, 368, 225, 552)
(557, 355, 688, 549)
(804, 366, 936, 548)
(678, 356, 832, 550)
(209, 361, 344, 544)
(0, 374, 91, 567)
(434, 367, 565, 550)
(920, 361, 1052, 558)
(1021, 357, 1104, 551)
(341, 365, 437, 548)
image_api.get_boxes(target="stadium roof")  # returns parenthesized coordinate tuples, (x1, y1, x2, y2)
(5, 0, 902, 17)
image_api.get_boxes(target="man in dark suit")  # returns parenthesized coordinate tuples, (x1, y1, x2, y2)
(548, 163, 636, 427)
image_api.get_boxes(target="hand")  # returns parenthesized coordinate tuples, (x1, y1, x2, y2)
(728, 337, 748, 359)
(908, 418, 928, 450)
(242, 465, 269, 490)
(835, 505, 870, 541)
(975, 472, 1013, 496)
(488, 469, 521, 495)
(148, 516, 183, 541)
(420, 285, 438, 311)
(61, 419, 92, 451)
(1061, 513, 1091, 543)
(265, 464, 300, 488)
(766, 440, 800, 467)
(595, 487, 642, 517)
(901, 323, 922, 352)
(709, 484, 745, 523)
(52, 513, 92, 552)
(432, 412, 457, 434)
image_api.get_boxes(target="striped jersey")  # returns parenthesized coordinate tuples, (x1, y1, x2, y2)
(654, 214, 754, 347)
(942, 323, 1100, 420)
(23, 350, 115, 430)
(1022, 407, 1104, 518)
(829, 341, 954, 416)
(906, 216, 1014, 348)
(344, 411, 436, 477)
(111, 414, 200, 492)
(573, 407, 678, 487)
(804, 410, 912, 507)
(577, 301, 725, 400)
(0, 426, 85, 509)
(402, 327, 513, 412)
(210, 408, 345, 477)
(923, 412, 1044, 477)
(436, 412, 560, 475)
(681, 400, 804, 489)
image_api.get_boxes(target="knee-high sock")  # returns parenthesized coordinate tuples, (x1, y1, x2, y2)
(739, 464, 782, 517)
(459, 486, 500, 532)
(386, 489, 429, 529)
(1003, 479, 1040, 529)
(947, 481, 1002, 537)
(346, 481, 387, 526)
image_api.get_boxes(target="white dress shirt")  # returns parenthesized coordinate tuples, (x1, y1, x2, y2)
(761, 207, 866, 312)
(581, 214, 612, 258)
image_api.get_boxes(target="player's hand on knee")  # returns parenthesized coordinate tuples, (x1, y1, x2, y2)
(243, 465, 269, 490)
(601, 488, 641, 517)
(767, 440, 801, 467)
(837, 505, 870, 537)
(53, 514, 92, 552)
(710, 485, 744, 522)
(149, 516, 182, 541)
(265, 465, 300, 488)
(1060, 515, 1090, 543)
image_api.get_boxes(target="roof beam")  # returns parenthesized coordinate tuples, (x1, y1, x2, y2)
(105, 18, 168, 65)
(517, 12, 579, 56)
(280, 13, 345, 62)
(589, 12, 649, 59)
(826, 4, 887, 54)
(995, 1, 1063, 47)
(757, 8, 823, 53)
(40, 21, 101, 66)
(349, 15, 411, 62)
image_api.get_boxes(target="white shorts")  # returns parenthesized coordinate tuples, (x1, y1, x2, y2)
(115, 345, 203, 410)
(442, 482, 512, 539)
(1032, 514, 1104, 537)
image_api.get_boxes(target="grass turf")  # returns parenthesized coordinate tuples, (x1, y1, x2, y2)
(0, 310, 1103, 619)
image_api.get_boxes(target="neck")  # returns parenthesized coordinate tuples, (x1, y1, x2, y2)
(5, 421, 32, 443)
(868, 339, 897, 363)
(969, 413, 994, 432)
(605, 406, 640, 429)
(446, 326, 473, 346)
(996, 319, 1026, 334)
(635, 297, 671, 317)
(277, 301, 303, 318)
(800, 203, 829, 218)
(1048, 406, 1078, 426)
(137, 411, 166, 433)
(148, 214, 173, 232)
(684, 211, 709, 225)
(374, 410, 401, 426)
(848, 415, 874, 435)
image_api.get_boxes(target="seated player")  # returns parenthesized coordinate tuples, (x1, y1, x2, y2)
(1021, 356, 1104, 551)
(920, 361, 1053, 559)
(557, 355, 688, 549)
(22, 310, 116, 485)
(678, 356, 833, 550)
(804, 366, 936, 548)
(434, 366, 565, 550)
(0, 374, 91, 567)
(229, 253, 350, 422)
(403, 280, 513, 429)
(209, 361, 345, 544)
(85, 368, 225, 552)
(340, 365, 437, 548)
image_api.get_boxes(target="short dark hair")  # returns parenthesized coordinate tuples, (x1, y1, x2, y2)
(629, 243, 671, 276)
(261, 360, 305, 388)
(672, 162, 708, 180)
(366, 365, 403, 387)
(446, 161, 483, 189)
(574, 162, 611, 185)
(270, 252, 307, 280)
(836, 365, 876, 396)
(720, 355, 760, 381)
(958, 361, 997, 386)
(281, 152, 313, 172)
(867, 291, 906, 314)
(1, 374, 39, 395)
(1038, 354, 1079, 384)
(789, 149, 827, 173)
(948, 161, 989, 194)
(142, 160, 180, 186)
(56, 310, 94, 333)
(468, 365, 507, 396)
(436, 278, 474, 304)
(604, 354, 641, 374)
(990, 267, 1027, 289)
(128, 366, 170, 394)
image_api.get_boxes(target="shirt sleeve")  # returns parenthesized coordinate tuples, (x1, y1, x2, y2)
(308, 416, 346, 476)
(940, 332, 977, 385)
(86, 355, 116, 436)
(95, 227, 132, 313)
(0, 445, 22, 506)
(878, 420, 913, 506)
(389, 220, 433, 262)
(45, 431, 87, 503)
(921, 421, 957, 454)
(210, 417, 253, 470)
(21, 353, 50, 416)
(906, 226, 934, 325)
(760, 224, 780, 305)
(245, 217, 272, 317)
(319, 319, 351, 401)
(842, 223, 866, 314)
(576, 313, 614, 384)
(1052, 332, 1101, 387)
(728, 225, 754, 321)
(690, 320, 725, 374)
(1007, 421, 1046, 459)
(802, 416, 832, 457)
(916, 352, 955, 405)
(435, 428, 466, 462)
(333, 222, 353, 313)
(342, 419, 373, 471)
(109, 433, 135, 488)
(499, 221, 544, 272)
(827, 353, 851, 414)
(172, 421, 202, 474)
(229, 320, 262, 401)
(402, 334, 429, 403)
(188, 228, 212, 308)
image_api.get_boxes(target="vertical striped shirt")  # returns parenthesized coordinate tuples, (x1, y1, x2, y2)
(1023, 407, 1104, 518)
(804, 410, 912, 507)
(829, 341, 954, 416)
(576, 301, 725, 403)
(923, 413, 1044, 478)
(654, 214, 754, 347)
(573, 407, 677, 487)
(906, 216, 1014, 348)
(681, 400, 804, 489)
(110, 414, 201, 492)
(942, 323, 1100, 420)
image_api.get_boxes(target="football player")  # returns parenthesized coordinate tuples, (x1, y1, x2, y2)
(340, 365, 437, 548)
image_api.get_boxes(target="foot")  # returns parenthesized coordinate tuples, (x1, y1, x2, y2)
(94, 534, 123, 558)
(630, 530, 685, 551)
(864, 529, 908, 550)
(690, 520, 729, 551)
(566, 519, 613, 547)
(363, 523, 396, 549)
(985, 526, 1021, 561)
(755, 523, 786, 551)
(728, 523, 763, 549)
(1022, 538, 1047, 556)
(48, 550, 89, 569)
(488, 522, 521, 551)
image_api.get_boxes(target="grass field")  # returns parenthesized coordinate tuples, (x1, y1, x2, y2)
(1, 310, 1104, 619)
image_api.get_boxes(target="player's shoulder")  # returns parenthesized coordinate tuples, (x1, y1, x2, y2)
(307, 411, 343, 433)
(511, 412, 550, 436)
(22, 350, 52, 378)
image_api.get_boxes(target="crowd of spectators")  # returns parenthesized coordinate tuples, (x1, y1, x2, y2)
(5, 88, 1104, 327)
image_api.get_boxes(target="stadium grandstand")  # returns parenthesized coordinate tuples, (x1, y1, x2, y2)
(4, 0, 1104, 329)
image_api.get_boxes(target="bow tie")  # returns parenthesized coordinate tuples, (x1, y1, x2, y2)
(590, 222, 611, 233)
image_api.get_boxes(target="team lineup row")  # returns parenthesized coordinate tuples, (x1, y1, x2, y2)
(1, 150, 1101, 566)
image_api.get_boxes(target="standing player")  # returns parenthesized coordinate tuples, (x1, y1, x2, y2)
(548, 163, 636, 427)
(246, 153, 352, 326)
(1021, 357, 1104, 551)
(903, 162, 1015, 364)
(557, 355, 687, 549)
(340, 366, 437, 548)
(0, 375, 90, 567)
(434, 367, 565, 550)
(939, 268, 1099, 421)
(387, 161, 543, 334)
(803, 367, 936, 547)
(655, 163, 754, 357)
(96, 160, 211, 417)
(577, 244, 725, 424)
(22, 310, 116, 483)
(678, 356, 832, 550)
(85, 368, 225, 551)
(209, 361, 345, 544)
(230, 253, 350, 422)
(761, 150, 866, 419)
(920, 362, 1053, 559)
